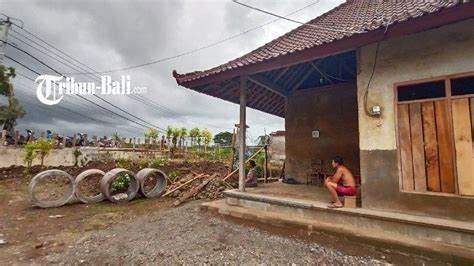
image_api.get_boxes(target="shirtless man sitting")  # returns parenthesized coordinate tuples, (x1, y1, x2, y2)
(324, 156, 356, 208)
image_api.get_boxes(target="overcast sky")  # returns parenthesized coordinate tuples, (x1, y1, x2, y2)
(1, 0, 344, 143)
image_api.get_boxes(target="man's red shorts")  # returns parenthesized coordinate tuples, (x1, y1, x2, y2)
(336, 185, 356, 196)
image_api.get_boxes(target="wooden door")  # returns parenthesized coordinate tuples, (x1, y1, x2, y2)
(398, 100, 455, 193)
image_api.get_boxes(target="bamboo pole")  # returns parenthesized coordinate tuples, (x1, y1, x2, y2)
(223, 145, 265, 181)
(163, 174, 205, 197)
(264, 145, 268, 183)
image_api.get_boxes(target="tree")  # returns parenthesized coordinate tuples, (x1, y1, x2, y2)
(0, 66, 25, 132)
(179, 127, 187, 148)
(171, 128, 180, 148)
(201, 129, 212, 153)
(189, 127, 200, 147)
(213, 131, 233, 146)
(145, 128, 158, 146)
(256, 134, 270, 146)
(165, 126, 173, 148)
(23, 137, 52, 171)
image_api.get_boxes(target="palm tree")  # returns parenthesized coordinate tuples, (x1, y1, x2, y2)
(166, 126, 173, 153)
(201, 129, 212, 153)
(189, 127, 200, 147)
(179, 127, 187, 149)
(171, 128, 180, 148)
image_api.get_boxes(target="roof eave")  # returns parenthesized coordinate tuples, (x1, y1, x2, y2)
(174, 2, 474, 89)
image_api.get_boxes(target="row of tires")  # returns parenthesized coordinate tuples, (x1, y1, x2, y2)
(29, 168, 168, 208)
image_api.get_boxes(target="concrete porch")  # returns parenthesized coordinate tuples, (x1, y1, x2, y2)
(201, 182, 474, 262)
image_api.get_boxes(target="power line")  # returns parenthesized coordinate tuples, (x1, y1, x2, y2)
(9, 1, 320, 75)
(3, 44, 165, 132)
(232, 0, 362, 34)
(13, 85, 143, 135)
(8, 30, 229, 130)
(13, 76, 145, 133)
(4, 54, 157, 131)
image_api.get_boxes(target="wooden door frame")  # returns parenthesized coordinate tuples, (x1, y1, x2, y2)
(394, 71, 474, 196)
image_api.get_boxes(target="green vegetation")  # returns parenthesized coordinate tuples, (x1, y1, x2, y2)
(73, 149, 82, 167)
(150, 158, 167, 168)
(189, 127, 200, 147)
(213, 131, 233, 146)
(145, 128, 159, 146)
(111, 172, 130, 193)
(23, 137, 53, 175)
(35, 138, 53, 167)
(0, 65, 25, 132)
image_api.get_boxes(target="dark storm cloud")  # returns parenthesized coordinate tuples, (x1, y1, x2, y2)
(1, 0, 343, 141)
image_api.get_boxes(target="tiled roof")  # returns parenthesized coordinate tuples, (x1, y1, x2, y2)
(174, 0, 466, 85)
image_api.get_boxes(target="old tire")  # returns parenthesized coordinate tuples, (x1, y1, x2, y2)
(136, 168, 168, 198)
(100, 168, 139, 204)
(74, 169, 105, 204)
(29, 170, 75, 208)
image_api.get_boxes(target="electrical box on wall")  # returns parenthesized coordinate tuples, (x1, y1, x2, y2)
(312, 130, 320, 138)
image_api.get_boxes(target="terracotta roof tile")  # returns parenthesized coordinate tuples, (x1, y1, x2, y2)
(174, 0, 465, 84)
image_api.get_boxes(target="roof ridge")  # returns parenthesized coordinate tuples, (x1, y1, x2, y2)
(174, 0, 468, 83)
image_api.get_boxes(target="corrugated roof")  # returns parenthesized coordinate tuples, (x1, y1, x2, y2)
(173, 0, 466, 85)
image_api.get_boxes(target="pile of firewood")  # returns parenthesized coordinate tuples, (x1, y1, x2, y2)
(163, 172, 237, 206)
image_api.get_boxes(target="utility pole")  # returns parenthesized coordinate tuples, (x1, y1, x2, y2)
(0, 17, 12, 65)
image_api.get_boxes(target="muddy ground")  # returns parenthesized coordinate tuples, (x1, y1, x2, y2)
(0, 161, 449, 264)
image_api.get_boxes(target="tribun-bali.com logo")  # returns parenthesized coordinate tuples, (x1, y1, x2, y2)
(35, 75, 147, 105)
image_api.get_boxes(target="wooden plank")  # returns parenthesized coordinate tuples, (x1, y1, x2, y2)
(163, 174, 205, 197)
(409, 103, 427, 192)
(421, 102, 441, 192)
(173, 174, 216, 206)
(435, 100, 455, 193)
(470, 98, 474, 151)
(452, 98, 474, 196)
(398, 104, 414, 191)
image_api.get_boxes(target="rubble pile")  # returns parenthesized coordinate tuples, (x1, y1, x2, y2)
(166, 172, 237, 204)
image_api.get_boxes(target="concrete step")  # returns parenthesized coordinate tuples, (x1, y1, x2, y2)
(201, 191, 474, 263)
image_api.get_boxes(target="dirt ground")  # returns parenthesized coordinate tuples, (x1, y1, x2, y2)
(0, 161, 449, 264)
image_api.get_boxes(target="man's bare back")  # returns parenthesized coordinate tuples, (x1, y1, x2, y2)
(332, 165, 355, 187)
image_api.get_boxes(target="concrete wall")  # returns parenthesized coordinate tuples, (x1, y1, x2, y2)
(269, 134, 285, 163)
(0, 146, 164, 168)
(357, 19, 474, 221)
(285, 83, 359, 183)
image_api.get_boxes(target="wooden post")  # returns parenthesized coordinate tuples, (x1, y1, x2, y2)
(62, 134, 66, 148)
(1, 129, 6, 146)
(239, 75, 247, 192)
(14, 130, 19, 147)
(264, 145, 268, 183)
(133, 137, 136, 150)
(84, 134, 88, 146)
(40, 132, 45, 139)
(93, 136, 98, 147)
(229, 128, 236, 174)
(72, 134, 77, 147)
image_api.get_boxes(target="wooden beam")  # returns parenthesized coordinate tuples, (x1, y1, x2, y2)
(239, 75, 247, 192)
(282, 64, 305, 89)
(247, 74, 288, 98)
(274, 66, 291, 82)
(291, 66, 314, 91)
(309, 61, 334, 85)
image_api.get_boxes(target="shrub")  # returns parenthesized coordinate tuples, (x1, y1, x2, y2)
(150, 158, 167, 169)
(23, 141, 36, 176)
(73, 149, 82, 167)
(116, 158, 132, 169)
(111, 172, 130, 193)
